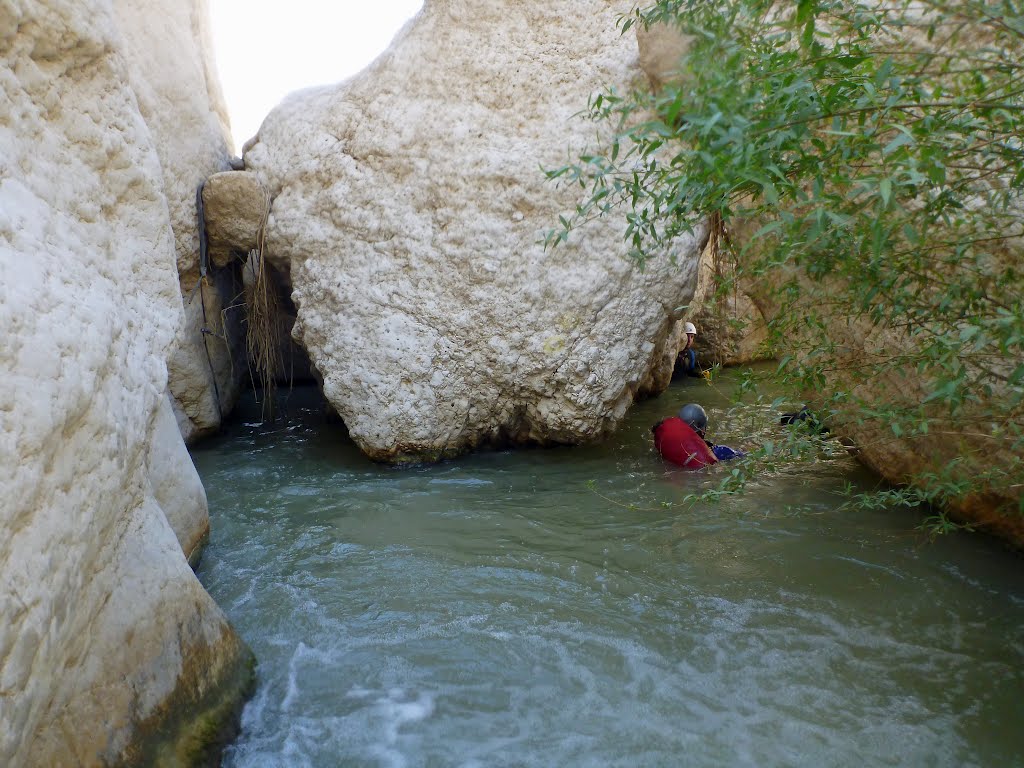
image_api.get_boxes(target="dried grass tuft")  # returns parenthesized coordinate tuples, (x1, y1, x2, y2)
(245, 188, 282, 420)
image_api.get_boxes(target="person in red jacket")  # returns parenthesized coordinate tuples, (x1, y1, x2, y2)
(652, 403, 718, 468)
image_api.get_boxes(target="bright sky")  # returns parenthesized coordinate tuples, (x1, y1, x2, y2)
(209, 0, 423, 151)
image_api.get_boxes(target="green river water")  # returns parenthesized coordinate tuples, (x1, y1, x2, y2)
(192, 368, 1024, 767)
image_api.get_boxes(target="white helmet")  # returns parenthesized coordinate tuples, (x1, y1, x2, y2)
(684, 322, 697, 335)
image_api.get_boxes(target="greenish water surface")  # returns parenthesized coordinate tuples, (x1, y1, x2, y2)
(192, 369, 1024, 767)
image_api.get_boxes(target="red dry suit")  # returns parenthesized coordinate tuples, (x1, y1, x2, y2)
(652, 417, 718, 469)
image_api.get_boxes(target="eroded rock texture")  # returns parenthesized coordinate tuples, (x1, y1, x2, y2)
(201, 171, 270, 269)
(0, 1, 252, 764)
(244, 0, 707, 462)
(114, 0, 247, 441)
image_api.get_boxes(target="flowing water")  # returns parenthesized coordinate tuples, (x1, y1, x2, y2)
(192, 369, 1024, 767)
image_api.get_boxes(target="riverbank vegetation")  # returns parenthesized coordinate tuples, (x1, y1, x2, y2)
(547, 0, 1024, 538)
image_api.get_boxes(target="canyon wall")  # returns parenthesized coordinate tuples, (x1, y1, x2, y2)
(0, 1, 252, 764)
(114, 0, 246, 442)
(635, 22, 770, 369)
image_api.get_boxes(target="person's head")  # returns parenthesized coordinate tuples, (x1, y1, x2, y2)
(678, 403, 708, 436)
(684, 321, 697, 346)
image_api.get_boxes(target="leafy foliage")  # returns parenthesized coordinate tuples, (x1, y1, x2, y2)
(548, 0, 1024, 532)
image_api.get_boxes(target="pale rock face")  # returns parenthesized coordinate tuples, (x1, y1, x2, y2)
(635, 18, 693, 91)
(795, 302, 1024, 545)
(113, 0, 245, 441)
(0, 1, 250, 764)
(637, 319, 686, 398)
(148, 392, 210, 565)
(202, 171, 270, 268)
(245, 0, 707, 461)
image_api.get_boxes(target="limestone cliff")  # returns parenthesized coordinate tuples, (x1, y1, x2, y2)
(0, 1, 252, 764)
(114, 0, 246, 442)
(242, 0, 708, 462)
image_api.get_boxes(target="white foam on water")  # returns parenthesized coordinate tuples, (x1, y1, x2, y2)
(346, 686, 437, 768)
(198, 380, 1024, 767)
(281, 642, 313, 713)
(329, 542, 362, 558)
(428, 477, 494, 487)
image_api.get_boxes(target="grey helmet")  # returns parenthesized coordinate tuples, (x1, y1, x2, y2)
(678, 403, 708, 436)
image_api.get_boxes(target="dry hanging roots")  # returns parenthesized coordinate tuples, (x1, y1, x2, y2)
(245, 188, 282, 419)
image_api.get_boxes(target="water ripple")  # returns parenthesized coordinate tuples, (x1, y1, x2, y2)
(195, 378, 1024, 768)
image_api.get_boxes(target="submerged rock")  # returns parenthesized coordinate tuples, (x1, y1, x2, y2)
(245, 0, 707, 462)
(0, 1, 252, 764)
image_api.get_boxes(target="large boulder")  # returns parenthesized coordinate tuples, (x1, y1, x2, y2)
(114, 0, 246, 442)
(786, 295, 1024, 545)
(243, 0, 708, 462)
(0, 1, 252, 764)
